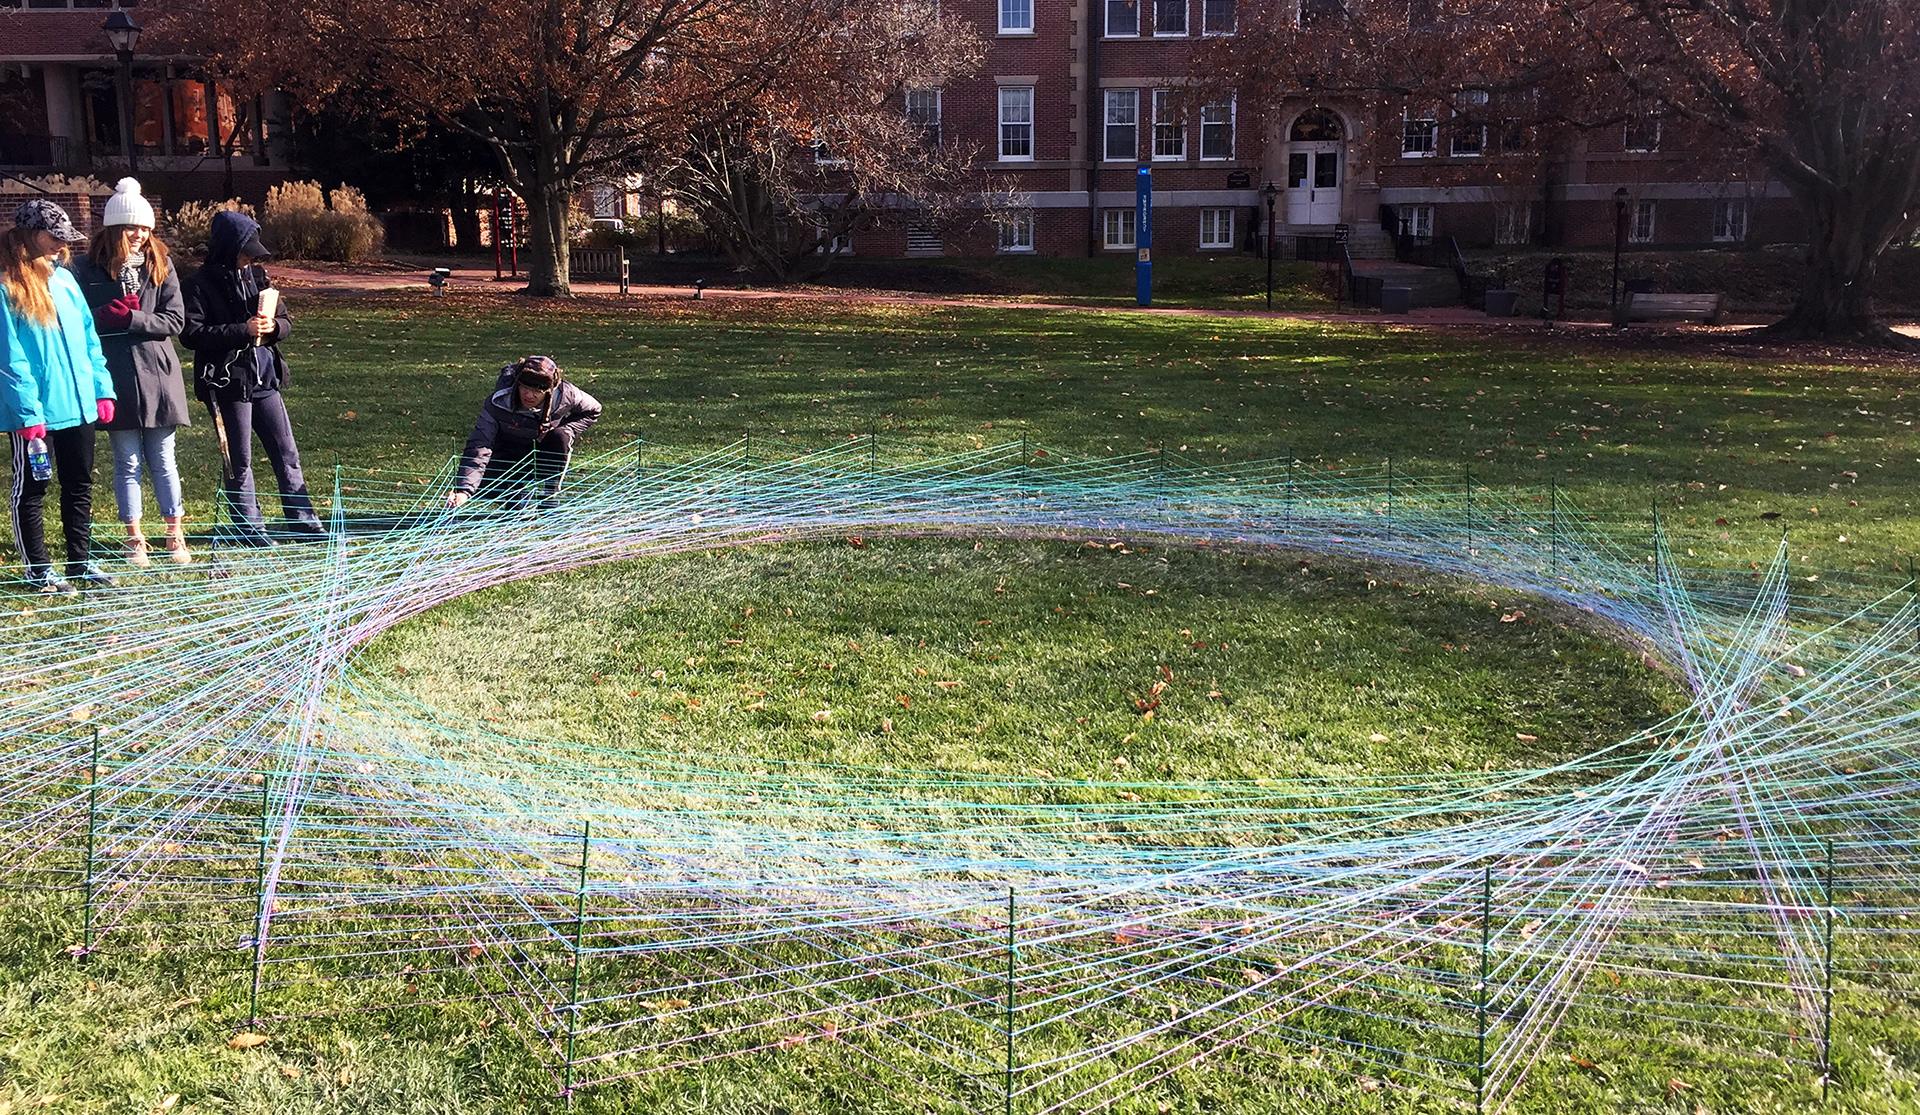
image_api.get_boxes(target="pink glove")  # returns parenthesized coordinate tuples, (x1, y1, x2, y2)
(96, 399, 115, 425)
(17, 424, 46, 441)
(96, 296, 134, 330)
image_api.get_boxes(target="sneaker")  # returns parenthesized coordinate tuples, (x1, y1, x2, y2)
(24, 567, 77, 596)
(71, 562, 117, 589)
(219, 523, 278, 549)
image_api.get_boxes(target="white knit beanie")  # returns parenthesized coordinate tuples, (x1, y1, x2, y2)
(102, 177, 156, 229)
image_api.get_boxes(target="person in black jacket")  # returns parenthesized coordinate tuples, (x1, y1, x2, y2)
(447, 356, 602, 509)
(181, 210, 320, 546)
(71, 178, 194, 566)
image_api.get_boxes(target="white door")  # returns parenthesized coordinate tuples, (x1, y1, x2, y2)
(1285, 143, 1341, 225)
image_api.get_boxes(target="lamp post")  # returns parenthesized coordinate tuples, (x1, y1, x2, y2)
(1262, 180, 1279, 310)
(1610, 186, 1629, 314)
(101, 12, 141, 173)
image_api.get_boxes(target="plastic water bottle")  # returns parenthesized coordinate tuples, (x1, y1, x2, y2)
(26, 436, 51, 482)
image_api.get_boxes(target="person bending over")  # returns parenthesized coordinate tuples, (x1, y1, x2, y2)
(447, 356, 601, 509)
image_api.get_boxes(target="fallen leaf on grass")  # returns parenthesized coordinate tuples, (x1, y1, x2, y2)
(933, 680, 961, 690)
(227, 1031, 269, 1050)
(1515, 733, 1539, 742)
(641, 997, 691, 1014)
(1367, 732, 1390, 743)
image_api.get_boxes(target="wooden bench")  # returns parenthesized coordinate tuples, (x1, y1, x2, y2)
(571, 246, 631, 294)
(1620, 291, 1723, 324)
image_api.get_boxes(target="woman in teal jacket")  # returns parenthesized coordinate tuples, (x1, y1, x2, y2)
(1, 200, 118, 594)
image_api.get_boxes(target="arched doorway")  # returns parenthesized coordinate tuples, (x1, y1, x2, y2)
(1285, 109, 1345, 225)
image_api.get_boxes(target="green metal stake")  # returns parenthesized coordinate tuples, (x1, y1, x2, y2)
(564, 823, 592, 1106)
(1821, 839, 1836, 1101)
(1385, 456, 1394, 538)
(1908, 557, 1917, 647)
(78, 728, 102, 960)
(1004, 885, 1017, 1115)
(1477, 863, 1491, 1115)
(1651, 501, 1664, 583)
(743, 430, 752, 467)
(1284, 452, 1295, 527)
(1464, 464, 1475, 553)
(1548, 477, 1559, 576)
(247, 772, 272, 1026)
(869, 421, 878, 473)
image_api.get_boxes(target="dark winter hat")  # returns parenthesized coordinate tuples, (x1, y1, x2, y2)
(236, 226, 273, 260)
(11, 199, 86, 244)
(514, 355, 561, 391)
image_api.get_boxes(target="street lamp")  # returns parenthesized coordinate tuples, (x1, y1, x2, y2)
(1611, 186, 1629, 315)
(101, 11, 141, 173)
(1262, 180, 1279, 310)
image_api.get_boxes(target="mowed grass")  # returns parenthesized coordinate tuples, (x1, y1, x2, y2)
(5, 291, 1920, 1113)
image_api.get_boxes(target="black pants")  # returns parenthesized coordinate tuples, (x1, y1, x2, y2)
(475, 434, 571, 505)
(9, 423, 95, 576)
(208, 391, 317, 526)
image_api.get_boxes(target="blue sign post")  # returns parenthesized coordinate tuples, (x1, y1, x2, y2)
(1135, 166, 1152, 307)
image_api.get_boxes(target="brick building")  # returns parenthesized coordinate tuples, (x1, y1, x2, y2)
(854, 0, 1796, 259)
(0, 0, 294, 214)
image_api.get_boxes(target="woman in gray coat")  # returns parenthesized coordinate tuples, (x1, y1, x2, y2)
(72, 178, 192, 566)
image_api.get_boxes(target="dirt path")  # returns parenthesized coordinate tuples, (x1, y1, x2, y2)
(271, 263, 1920, 344)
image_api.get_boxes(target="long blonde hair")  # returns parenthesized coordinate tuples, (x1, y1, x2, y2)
(0, 227, 59, 327)
(88, 224, 171, 287)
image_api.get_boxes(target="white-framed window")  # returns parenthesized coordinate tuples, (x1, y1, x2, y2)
(814, 229, 853, 256)
(999, 0, 1034, 33)
(1107, 0, 1140, 35)
(1199, 207, 1235, 249)
(1152, 89, 1185, 160)
(1199, 100, 1234, 160)
(1623, 112, 1661, 153)
(998, 86, 1035, 161)
(997, 210, 1036, 254)
(1712, 199, 1748, 243)
(906, 88, 942, 146)
(1203, 0, 1236, 34)
(1102, 208, 1137, 250)
(1104, 89, 1139, 162)
(1630, 199, 1656, 243)
(813, 140, 847, 167)
(1450, 117, 1485, 157)
(1494, 202, 1534, 245)
(1399, 204, 1435, 239)
(1402, 110, 1437, 157)
(1154, 0, 1188, 35)
(590, 185, 622, 219)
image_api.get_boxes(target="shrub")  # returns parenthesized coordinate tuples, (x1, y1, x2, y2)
(259, 180, 386, 262)
(162, 199, 256, 255)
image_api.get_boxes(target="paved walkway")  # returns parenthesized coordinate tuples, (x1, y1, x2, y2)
(272, 264, 1920, 340)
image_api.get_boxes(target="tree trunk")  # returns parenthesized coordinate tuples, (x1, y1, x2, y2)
(524, 182, 573, 297)
(1762, 187, 1917, 349)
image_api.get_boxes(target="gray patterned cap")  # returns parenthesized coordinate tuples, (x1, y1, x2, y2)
(11, 199, 86, 244)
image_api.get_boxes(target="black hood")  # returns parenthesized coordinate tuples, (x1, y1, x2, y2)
(207, 210, 268, 269)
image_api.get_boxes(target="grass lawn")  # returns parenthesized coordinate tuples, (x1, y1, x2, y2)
(4, 291, 1918, 1113)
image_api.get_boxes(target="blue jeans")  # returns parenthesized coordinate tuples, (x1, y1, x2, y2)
(107, 425, 185, 522)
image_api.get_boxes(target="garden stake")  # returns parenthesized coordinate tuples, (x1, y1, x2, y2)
(1464, 464, 1474, 553)
(1821, 839, 1835, 1100)
(1909, 557, 1917, 647)
(1548, 477, 1559, 576)
(869, 422, 879, 473)
(1284, 452, 1295, 527)
(247, 772, 272, 1026)
(1477, 863, 1490, 1115)
(1005, 885, 1017, 1115)
(1652, 502, 1665, 583)
(743, 431, 752, 467)
(564, 822, 592, 1105)
(1384, 456, 1394, 539)
(79, 727, 102, 960)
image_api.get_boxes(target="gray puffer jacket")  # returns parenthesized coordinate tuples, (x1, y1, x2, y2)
(453, 364, 603, 493)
